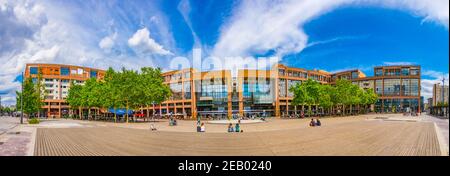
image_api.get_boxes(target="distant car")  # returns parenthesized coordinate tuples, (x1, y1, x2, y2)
(134, 113, 145, 117)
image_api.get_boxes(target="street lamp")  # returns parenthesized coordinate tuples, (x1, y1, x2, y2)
(20, 72, 24, 124)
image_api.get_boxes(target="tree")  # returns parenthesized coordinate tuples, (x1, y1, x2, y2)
(66, 81, 83, 119)
(139, 67, 171, 117)
(318, 85, 334, 115)
(291, 79, 321, 117)
(103, 67, 122, 122)
(16, 78, 41, 118)
(362, 88, 378, 113)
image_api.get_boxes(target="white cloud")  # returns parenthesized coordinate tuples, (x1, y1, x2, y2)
(383, 61, 416, 66)
(128, 27, 173, 55)
(178, 0, 201, 47)
(213, 0, 449, 58)
(99, 32, 117, 52)
(421, 70, 449, 101)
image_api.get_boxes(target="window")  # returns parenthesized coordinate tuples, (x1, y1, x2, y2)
(383, 79, 401, 96)
(61, 67, 70, 76)
(411, 69, 419, 76)
(183, 82, 191, 99)
(375, 80, 382, 95)
(278, 79, 286, 97)
(351, 72, 358, 79)
(30, 67, 38, 74)
(375, 69, 383, 76)
(401, 68, 410, 76)
(184, 72, 190, 79)
(278, 69, 285, 76)
(90, 71, 97, 78)
(411, 79, 419, 96)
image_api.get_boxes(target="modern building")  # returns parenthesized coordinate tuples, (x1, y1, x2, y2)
(25, 63, 421, 118)
(24, 63, 105, 118)
(432, 83, 449, 106)
(145, 64, 421, 118)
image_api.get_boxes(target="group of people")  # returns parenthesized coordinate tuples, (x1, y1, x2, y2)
(169, 117, 177, 126)
(227, 123, 243, 133)
(309, 118, 321, 127)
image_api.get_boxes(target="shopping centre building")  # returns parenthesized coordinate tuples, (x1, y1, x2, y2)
(25, 63, 421, 118)
(24, 63, 106, 118)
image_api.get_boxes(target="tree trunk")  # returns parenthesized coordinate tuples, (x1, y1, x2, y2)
(79, 107, 82, 120)
(343, 105, 345, 116)
(114, 107, 117, 123)
(88, 108, 91, 120)
(126, 101, 129, 123)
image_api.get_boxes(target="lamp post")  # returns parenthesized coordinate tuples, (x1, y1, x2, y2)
(20, 72, 24, 124)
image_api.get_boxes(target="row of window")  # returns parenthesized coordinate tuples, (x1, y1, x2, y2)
(29, 67, 98, 78)
(375, 68, 420, 77)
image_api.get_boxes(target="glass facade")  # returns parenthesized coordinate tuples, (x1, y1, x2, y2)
(287, 80, 301, 97)
(243, 79, 273, 104)
(183, 82, 191, 99)
(411, 79, 419, 96)
(278, 79, 286, 97)
(170, 82, 183, 100)
(375, 79, 383, 95)
(383, 79, 401, 96)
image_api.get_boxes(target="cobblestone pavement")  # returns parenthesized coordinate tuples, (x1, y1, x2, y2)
(0, 117, 35, 156)
(34, 117, 441, 156)
(0, 117, 19, 135)
(421, 115, 449, 155)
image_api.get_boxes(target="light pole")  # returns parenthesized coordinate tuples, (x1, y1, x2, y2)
(20, 72, 24, 124)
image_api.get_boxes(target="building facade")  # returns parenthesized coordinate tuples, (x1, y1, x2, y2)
(25, 63, 421, 118)
(145, 64, 421, 118)
(432, 83, 449, 106)
(25, 63, 105, 118)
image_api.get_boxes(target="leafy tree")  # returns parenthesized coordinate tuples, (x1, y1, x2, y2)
(139, 67, 171, 117)
(291, 79, 320, 117)
(16, 78, 41, 118)
(66, 81, 83, 119)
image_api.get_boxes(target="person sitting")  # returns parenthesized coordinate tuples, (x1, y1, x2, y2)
(235, 123, 240, 132)
(315, 119, 321, 126)
(150, 124, 157, 131)
(196, 124, 201, 132)
(200, 123, 206, 132)
(228, 123, 234, 132)
(309, 119, 316, 127)
(173, 119, 177, 126)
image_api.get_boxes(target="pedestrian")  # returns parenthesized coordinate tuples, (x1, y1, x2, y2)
(309, 119, 315, 127)
(228, 123, 234, 132)
(315, 119, 321, 126)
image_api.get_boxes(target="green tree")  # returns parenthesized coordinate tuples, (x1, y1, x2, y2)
(318, 85, 334, 115)
(291, 79, 321, 117)
(103, 67, 122, 122)
(139, 67, 171, 118)
(66, 81, 83, 119)
(16, 78, 41, 118)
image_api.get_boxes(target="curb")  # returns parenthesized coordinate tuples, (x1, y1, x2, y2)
(433, 122, 449, 156)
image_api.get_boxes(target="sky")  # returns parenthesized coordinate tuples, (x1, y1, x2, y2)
(0, 0, 448, 105)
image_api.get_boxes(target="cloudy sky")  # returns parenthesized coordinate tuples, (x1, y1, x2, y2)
(0, 0, 448, 105)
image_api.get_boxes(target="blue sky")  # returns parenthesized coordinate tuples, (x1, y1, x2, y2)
(0, 0, 449, 105)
